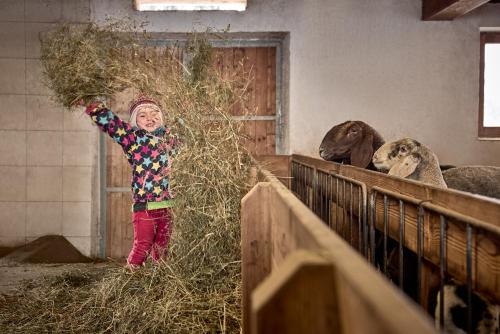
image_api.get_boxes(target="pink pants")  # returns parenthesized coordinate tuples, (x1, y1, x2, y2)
(127, 208, 173, 266)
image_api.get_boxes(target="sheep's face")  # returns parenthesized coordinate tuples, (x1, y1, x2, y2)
(319, 121, 364, 161)
(372, 138, 421, 172)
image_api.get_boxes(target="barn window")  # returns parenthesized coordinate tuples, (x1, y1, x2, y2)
(479, 32, 500, 138)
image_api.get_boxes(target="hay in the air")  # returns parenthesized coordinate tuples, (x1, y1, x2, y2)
(0, 22, 254, 333)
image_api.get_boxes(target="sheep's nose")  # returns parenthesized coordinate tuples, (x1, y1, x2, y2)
(372, 153, 379, 161)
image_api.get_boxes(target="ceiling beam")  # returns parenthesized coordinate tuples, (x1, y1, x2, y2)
(422, 0, 491, 20)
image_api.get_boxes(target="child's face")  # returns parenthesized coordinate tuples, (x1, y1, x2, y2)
(136, 107, 162, 132)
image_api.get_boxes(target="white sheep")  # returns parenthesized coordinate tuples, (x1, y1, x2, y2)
(435, 284, 499, 334)
(443, 166, 500, 200)
(371, 138, 447, 188)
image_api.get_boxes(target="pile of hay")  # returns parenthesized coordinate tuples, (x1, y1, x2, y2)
(0, 23, 253, 333)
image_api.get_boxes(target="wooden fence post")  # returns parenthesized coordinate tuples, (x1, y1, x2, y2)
(251, 250, 341, 334)
(241, 182, 272, 334)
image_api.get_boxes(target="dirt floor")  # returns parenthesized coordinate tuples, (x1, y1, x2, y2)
(0, 238, 122, 296)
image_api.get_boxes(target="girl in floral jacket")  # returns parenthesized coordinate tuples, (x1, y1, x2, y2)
(85, 96, 179, 268)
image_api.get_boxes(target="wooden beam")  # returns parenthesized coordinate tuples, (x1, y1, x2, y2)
(422, 0, 491, 20)
(241, 183, 272, 334)
(251, 250, 341, 334)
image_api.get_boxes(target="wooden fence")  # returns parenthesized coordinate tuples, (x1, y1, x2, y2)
(250, 154, 500, 333)
(241, 168, 437, 334)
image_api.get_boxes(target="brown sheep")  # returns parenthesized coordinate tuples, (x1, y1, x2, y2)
(319, 121, 385, 169)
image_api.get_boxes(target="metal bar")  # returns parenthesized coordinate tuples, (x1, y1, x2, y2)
(342, 179, 346, 238)
(358, 187, 362, 253)
(144, 38, 283, 48)
(399, 200, 405, 288)
(322, 173, 326, 220)
(300, 164, 304, 202)
(328, 175, 332, 228)
(230, 115, 277, 121)
(313, 169, 319, 215)
(350, 183, 353, 246)
(372, 186, 500, 235)
(336, 178, 339, 232)
(383, 195, 389, 277)
(370, 191, 377, 265)
(439, 215, 447, 330)
(106, 187, 131, 193)
(275, 43, 284, 155)
(363, 186, 368, 259)
(466, 224, 473, 334)
(99, 133, 107, 258)
(318, 172, 322, 219)
(417, 206, 424, 305)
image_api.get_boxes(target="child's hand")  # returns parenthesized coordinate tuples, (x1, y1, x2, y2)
(75, 99, 86, 107)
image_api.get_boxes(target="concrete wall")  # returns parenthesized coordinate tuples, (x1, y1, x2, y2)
(1, 0, 499, 257)
(0, 0, 99, 256)
(92, 0, 500, 166)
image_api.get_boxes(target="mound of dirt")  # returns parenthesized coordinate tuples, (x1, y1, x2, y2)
(0, 247, 16, 258)
(1, 235, 92, 264)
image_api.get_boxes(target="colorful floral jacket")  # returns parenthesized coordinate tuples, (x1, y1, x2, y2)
(86, 102, 179, 205)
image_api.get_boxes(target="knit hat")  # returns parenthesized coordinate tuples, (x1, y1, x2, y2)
(129, 95, 163, 128)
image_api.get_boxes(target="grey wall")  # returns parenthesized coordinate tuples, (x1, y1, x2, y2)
(1, 0, 499, 255)
(0, 0, 100, 256)
(92, 0, 500, 166)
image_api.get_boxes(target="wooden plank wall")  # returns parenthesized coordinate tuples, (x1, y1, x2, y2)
(213, 47, 277, 155)
(241, 171, 436, 334)
(104, 45, 276, 258)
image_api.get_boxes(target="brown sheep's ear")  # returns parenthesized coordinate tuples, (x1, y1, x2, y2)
(350, 133, 374, 168)
(388, 154, 421, 178)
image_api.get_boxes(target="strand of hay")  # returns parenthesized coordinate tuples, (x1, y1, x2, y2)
(0, 23, 253, 333)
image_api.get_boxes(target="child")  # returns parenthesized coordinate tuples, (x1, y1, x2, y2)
(85, 95, 179, 268)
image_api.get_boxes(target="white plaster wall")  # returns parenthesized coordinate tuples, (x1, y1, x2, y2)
(92, 0, 500, 166)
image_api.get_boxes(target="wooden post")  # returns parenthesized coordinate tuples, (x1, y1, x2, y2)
(241, 182, 272, 334)
(251, 250, 341, 334)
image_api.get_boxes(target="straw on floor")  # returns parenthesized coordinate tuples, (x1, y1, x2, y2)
(0, 23, 253, 333)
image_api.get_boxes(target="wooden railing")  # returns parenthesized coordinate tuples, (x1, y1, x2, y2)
(288, 154, 500, 307)
(241, 168, 436, 334)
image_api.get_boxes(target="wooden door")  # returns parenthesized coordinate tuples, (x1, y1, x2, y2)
(105, 46, 278, 258)
(213, 47, 277, 155)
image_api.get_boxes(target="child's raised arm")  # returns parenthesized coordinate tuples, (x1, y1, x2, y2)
(85, 101, 137, 149)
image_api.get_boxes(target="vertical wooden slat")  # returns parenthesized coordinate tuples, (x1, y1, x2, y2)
(254, 48, 267, 116)
(108, 192, 123, 258)
(233, 47, 246, 116)
(266, 120, 276, 155)
(244, 47, 257, 116)
(121, 193, 133, 257)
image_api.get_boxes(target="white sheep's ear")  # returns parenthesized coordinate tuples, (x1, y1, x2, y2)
(388, 154, 420, 178)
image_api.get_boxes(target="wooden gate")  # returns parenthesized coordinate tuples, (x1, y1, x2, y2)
(104, 45, 278, 258)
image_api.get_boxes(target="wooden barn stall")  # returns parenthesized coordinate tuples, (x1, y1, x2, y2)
(242, 155, 500, 333)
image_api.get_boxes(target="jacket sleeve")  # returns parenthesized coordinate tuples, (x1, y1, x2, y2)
(85, 102, 136, 150)
(165, 127, 182, 157)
